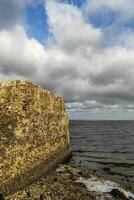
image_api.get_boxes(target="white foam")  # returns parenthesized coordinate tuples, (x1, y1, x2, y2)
(76, 177, 134, 199)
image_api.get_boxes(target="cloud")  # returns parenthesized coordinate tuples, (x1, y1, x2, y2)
(0, 25, 47, 79)
(82, 0, 134, 48)
(46, 1, 102, 51)
(0, 0, 134, 119)
(83, 0, 134, 23)
(0, 0, 35, 29)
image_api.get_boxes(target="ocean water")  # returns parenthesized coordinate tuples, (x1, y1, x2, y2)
(69, 120, 134, 192)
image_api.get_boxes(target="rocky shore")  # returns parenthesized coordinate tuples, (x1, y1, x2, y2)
(3, 161, 134, 200)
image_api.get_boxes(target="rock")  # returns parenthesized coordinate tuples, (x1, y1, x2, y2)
(0, 193, 4, 200)
(5, 163, 122, 200)
(110, 188, 134, 200)
(0, 80, 70, 195)
(76, 175, 134, 200)
(110, 188, 127, 199)
(5, 164, 98, 200)
(103, 167, 110, 172)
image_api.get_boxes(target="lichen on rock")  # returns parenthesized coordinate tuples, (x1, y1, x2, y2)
(0, 80, 70, 195)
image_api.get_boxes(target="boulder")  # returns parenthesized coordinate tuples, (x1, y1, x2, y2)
(0, 80, 70, 195)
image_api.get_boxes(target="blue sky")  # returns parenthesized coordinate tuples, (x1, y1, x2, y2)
(25, 0, 113, 43)
(24, 0, 134, 44)
(25, 0, 86, 43)
(25, 1, 49, 43)
(1, 0, 134, 119)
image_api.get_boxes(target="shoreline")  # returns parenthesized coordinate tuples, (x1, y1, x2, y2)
(70, 120, 134, 195)
(4, 161, 134, 200)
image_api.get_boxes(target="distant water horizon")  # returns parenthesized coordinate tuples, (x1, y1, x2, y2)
(69, 119, 134, 121)
(69, 120, 134, 192)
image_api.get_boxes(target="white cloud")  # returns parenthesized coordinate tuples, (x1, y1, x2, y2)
(0, 0, 134, 119)
(83, 0, 134, 23)
(0, 25, 47, 78)
(46, 1, 102, 52)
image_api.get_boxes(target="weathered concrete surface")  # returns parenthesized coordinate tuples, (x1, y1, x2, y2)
(0, 80, 70, 195)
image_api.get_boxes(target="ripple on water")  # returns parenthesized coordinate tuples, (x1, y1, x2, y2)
(69, 120, 134, 192)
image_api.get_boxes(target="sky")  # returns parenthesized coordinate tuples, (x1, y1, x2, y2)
(0, 0, 134, 120)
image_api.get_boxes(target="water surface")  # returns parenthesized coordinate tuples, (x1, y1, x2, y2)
(69, 120, 134, 192)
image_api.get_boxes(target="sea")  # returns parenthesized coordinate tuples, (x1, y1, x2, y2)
(69, 120, 134, 193)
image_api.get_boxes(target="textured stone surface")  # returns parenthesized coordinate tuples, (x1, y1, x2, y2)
(0, 80, 70, 195)
(5, 163, 96, 200)
(4, 163, 117, 200)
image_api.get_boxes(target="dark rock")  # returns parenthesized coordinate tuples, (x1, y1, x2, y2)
(103, 167, 110, 172)
(110, 188, 129, 200)
(26, 191, 31, 197)
(40, 194, 45, 200)
(0, 193, 4, 200)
